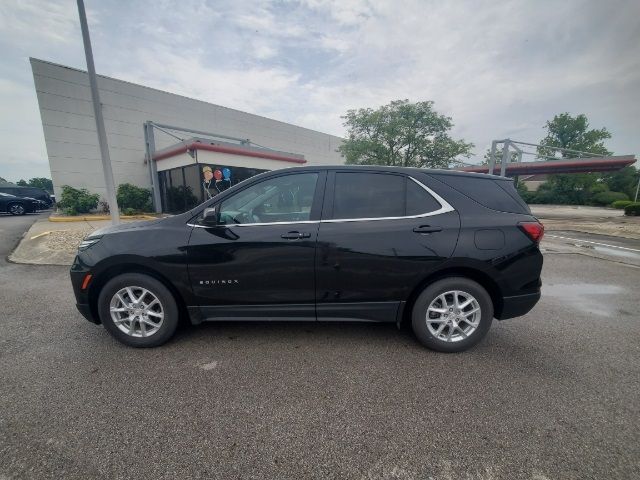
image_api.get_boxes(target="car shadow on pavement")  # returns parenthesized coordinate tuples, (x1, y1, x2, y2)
(170, 320, 420, 349)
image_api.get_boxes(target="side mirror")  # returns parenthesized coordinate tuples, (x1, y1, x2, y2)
(202, 207, 218, 225)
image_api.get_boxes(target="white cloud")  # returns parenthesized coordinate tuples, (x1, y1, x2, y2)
(0, 0, 78, 45)
(0, 0, 639, 181)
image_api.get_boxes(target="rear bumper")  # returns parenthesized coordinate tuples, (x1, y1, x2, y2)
(76, 303, 99, 324)
(496, 291, 541, 320)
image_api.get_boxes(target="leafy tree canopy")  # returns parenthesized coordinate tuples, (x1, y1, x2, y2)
(535, 113, 615, 204)
(17, 177, 53, 192)
(338, 99, 473, 168)
(537, 113, 611, 159)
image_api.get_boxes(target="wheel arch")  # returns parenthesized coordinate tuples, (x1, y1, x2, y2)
(399, 266, 504, 328)
(87, 262, 189, 325)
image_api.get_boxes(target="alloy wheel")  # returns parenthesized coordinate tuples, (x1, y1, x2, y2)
(426, 290, 481, 342)
(10, 204, 25, 215)
(109, 286, 164, 337)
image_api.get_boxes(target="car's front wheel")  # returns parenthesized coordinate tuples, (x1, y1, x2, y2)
(8, 203, 26, 216)
(411, 277, 493, 353)
(97, 273, 179, 347)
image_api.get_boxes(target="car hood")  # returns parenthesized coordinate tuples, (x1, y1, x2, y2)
(89, 218, 165, 238)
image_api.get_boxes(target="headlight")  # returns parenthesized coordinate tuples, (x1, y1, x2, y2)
(78, 237, 102, 251)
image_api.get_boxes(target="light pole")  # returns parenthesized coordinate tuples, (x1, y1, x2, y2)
(76, 0, 120, 224)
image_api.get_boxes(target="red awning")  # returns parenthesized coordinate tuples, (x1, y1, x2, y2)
(459, 156, 636, 176)
(153, 141, 306, 164)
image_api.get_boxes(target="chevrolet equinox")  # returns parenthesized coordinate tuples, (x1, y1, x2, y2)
(71, 166, 543, 352)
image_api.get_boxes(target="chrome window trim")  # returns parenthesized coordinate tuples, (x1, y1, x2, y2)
(188, 175, 454, 228)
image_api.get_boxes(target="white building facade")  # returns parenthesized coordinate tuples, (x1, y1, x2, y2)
(30, 58, 344, 212)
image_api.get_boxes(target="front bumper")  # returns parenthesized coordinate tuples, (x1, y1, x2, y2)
(70, 256, 100, 324)
(496, 291, 541, 320)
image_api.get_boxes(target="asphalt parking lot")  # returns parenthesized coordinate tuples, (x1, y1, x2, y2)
(1, 214, 639, 479)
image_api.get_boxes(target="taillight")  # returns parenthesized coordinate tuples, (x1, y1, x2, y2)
(518, 221, 544, 243)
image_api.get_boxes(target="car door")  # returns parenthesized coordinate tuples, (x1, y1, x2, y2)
(187, 170, 325, 321)
(315, 170, 460, 322)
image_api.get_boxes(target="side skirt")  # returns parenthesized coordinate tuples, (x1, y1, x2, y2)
(199, 304, 316, 322)
(189, 302, 402, 324)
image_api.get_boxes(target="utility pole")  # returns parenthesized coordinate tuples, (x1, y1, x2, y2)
(77, 0, 119, 224)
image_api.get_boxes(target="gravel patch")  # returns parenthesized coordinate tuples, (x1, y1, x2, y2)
(44, 229, 92, 255)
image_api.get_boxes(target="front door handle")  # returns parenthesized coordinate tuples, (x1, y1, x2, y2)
(413, 225, 442, 234)
(281, 231, 311, 240)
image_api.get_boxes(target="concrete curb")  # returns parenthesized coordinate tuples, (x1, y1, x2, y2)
(49, 214, 157, 222)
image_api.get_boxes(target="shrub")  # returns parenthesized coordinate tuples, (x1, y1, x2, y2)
(588, 183, 609, 195)
(117, 183, 152, 213)
(63, 206, 78, 216)
(58, 185, 99, 214)
(519, 190, 538, 204)
(624, 202, 640, 216)
(612, 200, 634, 209)
(529, 189, 559, 204)
(98, 199, 110, 214)
(122, 207, 137, 216)
(591, 191, 629, 206)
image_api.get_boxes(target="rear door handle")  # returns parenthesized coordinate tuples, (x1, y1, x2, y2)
(281, 231, 311, 240)
(413, 225, 442, 234)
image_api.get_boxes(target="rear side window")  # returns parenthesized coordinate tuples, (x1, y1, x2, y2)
(436, 175, 530, 214)
(333, 172, 404, 219)
(331, 172, 443, 219)
(406, 179, 441, 215)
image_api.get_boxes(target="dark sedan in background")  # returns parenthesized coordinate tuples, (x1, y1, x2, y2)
(0, 192, 39, 215)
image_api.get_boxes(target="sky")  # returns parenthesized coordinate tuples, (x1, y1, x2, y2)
(0, 0, 639, 182)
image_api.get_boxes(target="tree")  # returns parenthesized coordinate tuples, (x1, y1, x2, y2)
(27, 177, 54, 193)
(537, 113, 611, 159)
(14, 177, 54, 192)
(535, 113, 614, 205)
(601, 166, 639, 200)
(482, 147, 518, 166)
(338, 99, 473, 168)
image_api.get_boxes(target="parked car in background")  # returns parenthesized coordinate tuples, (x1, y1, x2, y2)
(0, 186, 52, 207)
(0, 192, 38, 215)
(71, 166, 544, 352)
(21, 196, 48, 210)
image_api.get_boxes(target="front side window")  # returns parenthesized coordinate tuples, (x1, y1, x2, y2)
(332, 172, 443, 220)
(218, 173, 318, 225)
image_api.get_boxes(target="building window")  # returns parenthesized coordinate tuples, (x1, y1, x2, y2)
(158, 164, 268, 214)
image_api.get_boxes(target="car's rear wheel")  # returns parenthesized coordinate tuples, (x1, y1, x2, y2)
(411, 277, 493, 353)
(8, 203, 26, 216)
(97, 273, 179, 347)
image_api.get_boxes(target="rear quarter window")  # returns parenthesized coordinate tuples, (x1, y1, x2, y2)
(435, 175, 530, 214)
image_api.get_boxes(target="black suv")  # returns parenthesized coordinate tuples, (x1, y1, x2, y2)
(0, 186, 52, 207)
(71, 166, 543, 352)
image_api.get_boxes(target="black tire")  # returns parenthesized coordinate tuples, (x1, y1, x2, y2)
(411, 277, 493, 353)
(8, 203, 26, 216)
(98, 273, 179, 347)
